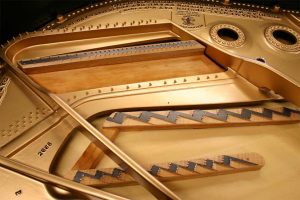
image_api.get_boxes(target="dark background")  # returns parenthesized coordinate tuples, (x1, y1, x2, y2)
(0, 0, 299, 44)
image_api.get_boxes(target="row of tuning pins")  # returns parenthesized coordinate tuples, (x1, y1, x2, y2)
(0, 19, 158, 48)
(1, 32, 31, 48)
(48, 19, 158, 33)
(0, 0, 286, 49)
(75, 19, 158, 30)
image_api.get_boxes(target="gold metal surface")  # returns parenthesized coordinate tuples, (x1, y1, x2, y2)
(45, 0, 300, 84)
(0, 155, 129, 200)
(210, 24, 246, 48)
(264, 25, 300, 52)
(54, 102, 300, 200)
(98, 115, 300, 200)
(2, 23, 182, 64)
(0, 166, 57, 200)
(0, 1, 299, 199)
(0, 71, 53, 148)
(49, 93, 181, 200)
(4, 39, 181, 200)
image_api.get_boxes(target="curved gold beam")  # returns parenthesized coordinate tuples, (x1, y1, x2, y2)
(4, 60, 180, 200)
(0, 155, 128, 200)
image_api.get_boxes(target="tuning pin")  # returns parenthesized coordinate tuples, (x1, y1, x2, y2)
(272, 5, 280, 13)
(56, 14, 65, 23)
(223, 0, 230, 5)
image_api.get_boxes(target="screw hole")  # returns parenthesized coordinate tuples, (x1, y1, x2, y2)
(256, 57, 266, 63)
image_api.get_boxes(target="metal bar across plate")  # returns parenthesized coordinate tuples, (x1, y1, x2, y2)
(0, 156, 129, 200)
(49, 93, 180, 200)
(4, 63, 180, 200)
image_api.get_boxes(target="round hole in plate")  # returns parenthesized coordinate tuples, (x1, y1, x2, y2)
(265, 25, 300, 52)
(210, 24, 245, 47)
(217, 28, 239, 41)
(272, 30, 297, 45)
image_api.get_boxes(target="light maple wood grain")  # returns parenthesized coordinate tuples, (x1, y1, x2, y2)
(29, 54, 223, 93)
(71, 128, 119, 170)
